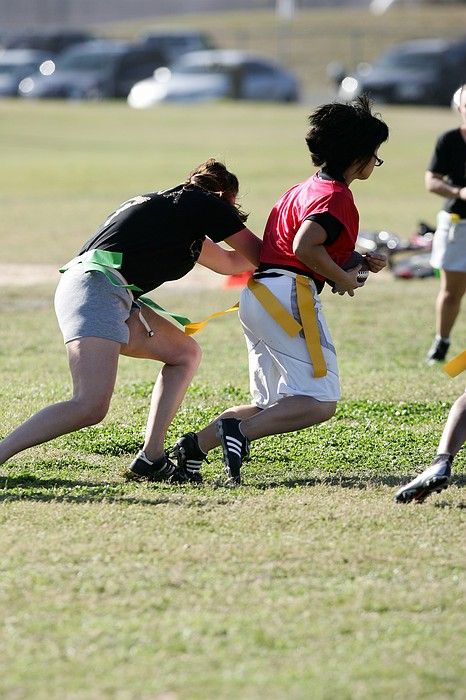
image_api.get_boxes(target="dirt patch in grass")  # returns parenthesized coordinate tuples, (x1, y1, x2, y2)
(0, 263, 233, 289)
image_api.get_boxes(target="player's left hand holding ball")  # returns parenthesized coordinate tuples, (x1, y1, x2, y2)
(364, 251, 387, 273)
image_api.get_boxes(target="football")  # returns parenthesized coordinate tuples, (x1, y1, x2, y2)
(328, 251, 370, 290)
(342, 251, 370, 284)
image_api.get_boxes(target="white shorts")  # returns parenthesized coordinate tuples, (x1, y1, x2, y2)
(430, 210, 466, 272)
(239, 271, 340, 408)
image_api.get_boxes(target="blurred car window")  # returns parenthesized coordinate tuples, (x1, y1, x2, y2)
(335, 37, 466, 106)
(3, 30, 94, 55)
(18, 40, 165, 100)
(375, 51, 439, 70)
(139, 30, 214, 63)
(0, 48, 50, 96)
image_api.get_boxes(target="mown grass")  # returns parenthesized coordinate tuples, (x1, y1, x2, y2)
(0, 99, 459, 265)
(0, 99, 465, 699)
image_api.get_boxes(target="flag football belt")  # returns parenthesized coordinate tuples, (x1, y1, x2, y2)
(444, 349, 466, 377)
(59, 249, 239, 336)
(247, 274, 327, 378)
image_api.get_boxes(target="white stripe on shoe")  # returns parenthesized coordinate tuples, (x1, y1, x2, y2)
(226, 436, 243, 456)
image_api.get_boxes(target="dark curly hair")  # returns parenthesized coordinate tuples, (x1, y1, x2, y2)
(305, 95, 389, 174)
(185, 158, 248, 222)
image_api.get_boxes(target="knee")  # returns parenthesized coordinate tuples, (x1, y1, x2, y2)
(454, 392, 466, 416)
(174, 336, 202, 372)
(71, 396, 111, 427)
(442, 288, 464, 305)
(318, 401, 337, 423)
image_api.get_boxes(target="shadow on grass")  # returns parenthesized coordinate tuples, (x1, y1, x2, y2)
(252, 473, 406, 490)
(1, 473, 464, 507)
(0, 474, 184, 507)
(251, 472, 466, 493)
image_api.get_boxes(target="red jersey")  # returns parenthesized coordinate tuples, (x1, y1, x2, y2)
(259, 173, 359, 282)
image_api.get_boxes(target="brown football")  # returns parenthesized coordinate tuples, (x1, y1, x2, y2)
(342, 251, 370, 284)
(328, 251, 370, 289)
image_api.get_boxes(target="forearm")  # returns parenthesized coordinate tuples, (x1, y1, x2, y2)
(197, 238, 257, 275)
(215, 249, 256, 275)
(297, 244, 352, 288)
(426, 173, 466, 200)
(224, 228, 262, 267)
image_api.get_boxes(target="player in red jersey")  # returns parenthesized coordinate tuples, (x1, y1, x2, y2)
(170, 97, 389, 485)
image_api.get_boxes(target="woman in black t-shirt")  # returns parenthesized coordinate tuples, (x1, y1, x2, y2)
(425, 84, 466, 364)
(0, 159, 261, 482)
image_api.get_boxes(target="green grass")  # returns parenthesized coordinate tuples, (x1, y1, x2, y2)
(0, 99, 459, 264)
(0, 100, 465, 699)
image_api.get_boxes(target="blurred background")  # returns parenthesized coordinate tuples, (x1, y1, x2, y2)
(0, 0, 465, 106)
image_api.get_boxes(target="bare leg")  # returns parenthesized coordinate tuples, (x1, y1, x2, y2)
(197, 395, 336, 453)
(394, 390, 466, 503)
(197, 404, 262, 453)
(437, 391, 466, 457)
(436, 270, 466, 338)
(0, 337, 121, 465)
(121, 307, 202, 462)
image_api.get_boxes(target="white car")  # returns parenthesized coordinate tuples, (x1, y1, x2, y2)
(128, 49, 299, 108)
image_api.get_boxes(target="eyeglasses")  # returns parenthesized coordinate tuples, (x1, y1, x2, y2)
(373, 154, 384, 167)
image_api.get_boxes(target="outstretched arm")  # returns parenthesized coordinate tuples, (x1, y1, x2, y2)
(197, 235, 257, 276)
(197, 227, 262, 275)
(224, 227, 262, 267)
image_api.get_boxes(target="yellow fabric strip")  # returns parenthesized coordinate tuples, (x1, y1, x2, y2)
(295, 275, 327, 378)
(443, 350, 466, 377)
(247, 276, 327, 378)
(247, 278, 302, 336)
(184, 303, 239, 336)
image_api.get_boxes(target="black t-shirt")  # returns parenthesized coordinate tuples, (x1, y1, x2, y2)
(78, 184, 245, 296)
(307, 169, 345, 245)
(428, 129, 466, 218)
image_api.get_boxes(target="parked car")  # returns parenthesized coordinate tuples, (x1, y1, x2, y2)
(139, 28, 215, 63)
(18, 40, 165, 100)
(2, 30, 94, 55)
(334, 37, 466, 106)
(127, 49, 299, 108)
(0, 49, 50, 96)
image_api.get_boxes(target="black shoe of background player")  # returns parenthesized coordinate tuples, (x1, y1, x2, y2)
(169, 432, 207, 484)
(426, 338, 450, 364)
(125, 451, 189, 484)
(216, 418, 250, 486)
(394, 454, 452, 504)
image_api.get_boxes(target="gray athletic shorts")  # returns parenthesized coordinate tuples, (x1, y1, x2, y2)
(54, 267, 133, 345)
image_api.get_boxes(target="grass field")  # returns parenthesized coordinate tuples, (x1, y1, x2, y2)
(0, 99, 465, 699)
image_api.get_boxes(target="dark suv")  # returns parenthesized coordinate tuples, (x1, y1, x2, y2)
(18, 39, 166, 100)
(335, 37, 466, 106)
(139, 29, 215, 64)
(2, 30, 94, 56)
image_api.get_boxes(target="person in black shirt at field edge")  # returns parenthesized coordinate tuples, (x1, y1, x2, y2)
(425, 83, 466, 364)
(0, 159, 262, 482)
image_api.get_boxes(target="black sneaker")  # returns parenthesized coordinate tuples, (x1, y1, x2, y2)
(125, 451, 189, 484)
(426, 338, 450, 364)
(394, 454, 452, 504)
(169, 432, 207, 484)
(216, 418, 250, 485)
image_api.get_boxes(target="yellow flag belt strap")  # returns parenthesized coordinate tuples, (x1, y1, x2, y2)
(247, 276, 327, 378)
(443, 350, 466, 377)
